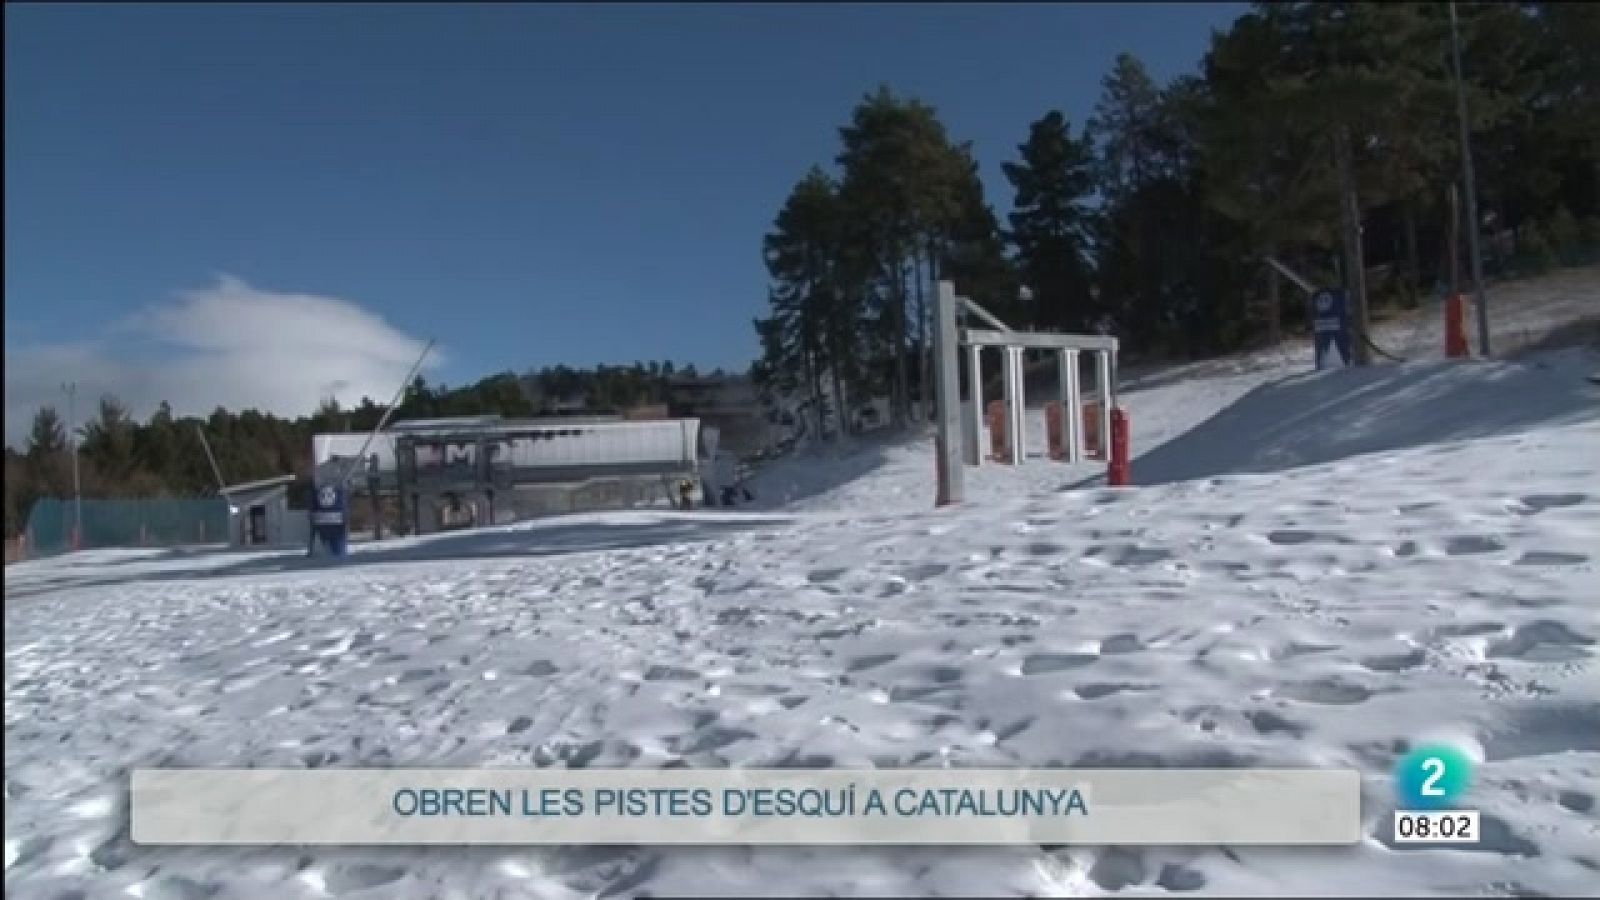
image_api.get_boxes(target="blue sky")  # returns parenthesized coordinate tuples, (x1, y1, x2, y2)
(4, 2, 1244, 436)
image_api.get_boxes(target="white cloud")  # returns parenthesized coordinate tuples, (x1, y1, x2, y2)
(4, 276, 441, 447)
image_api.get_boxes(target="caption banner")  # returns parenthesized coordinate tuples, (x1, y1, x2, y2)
(131, 767, 1360, 845)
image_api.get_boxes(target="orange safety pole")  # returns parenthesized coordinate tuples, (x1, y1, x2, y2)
(1108, 407, 1132, 486)
(1084, 400, 1103, 460)
(986, 400, 1009, 463)
(1445, 294, 1470, 358)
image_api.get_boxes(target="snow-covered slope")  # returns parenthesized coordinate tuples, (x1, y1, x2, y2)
(6, 337, 1598, 896)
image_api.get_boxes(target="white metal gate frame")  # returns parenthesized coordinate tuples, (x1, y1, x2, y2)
(932, 280, 1119, 506)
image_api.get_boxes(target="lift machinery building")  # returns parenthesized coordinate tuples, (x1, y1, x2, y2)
(312, 414, 704, 536)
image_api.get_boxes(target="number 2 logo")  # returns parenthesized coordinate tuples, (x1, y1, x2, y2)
(1395, 744, 1471, 808)
(1421, 757, 1446, 796)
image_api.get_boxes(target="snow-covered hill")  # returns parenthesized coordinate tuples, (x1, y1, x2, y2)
(6, 297, 1599, 896)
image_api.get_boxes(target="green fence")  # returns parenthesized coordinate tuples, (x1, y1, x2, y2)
(23, 497, 232, 558)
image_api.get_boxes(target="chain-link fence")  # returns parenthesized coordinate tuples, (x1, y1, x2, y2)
(21, 497, 231, 559)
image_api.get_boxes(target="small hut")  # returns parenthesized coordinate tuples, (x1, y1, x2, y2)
(222, 474, 300, 548)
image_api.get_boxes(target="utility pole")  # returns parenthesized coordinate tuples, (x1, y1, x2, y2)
(1450, 1, 1492, 357)
(62, 382, 83, 550)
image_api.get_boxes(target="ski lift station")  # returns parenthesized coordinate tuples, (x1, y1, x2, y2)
(311, 414, 705, 537)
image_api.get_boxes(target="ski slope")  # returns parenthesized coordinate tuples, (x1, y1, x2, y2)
(6, 337, 1599, 896)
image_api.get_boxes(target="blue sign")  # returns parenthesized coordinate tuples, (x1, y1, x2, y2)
(1312, 288, 1351, 370)
(308, 481, 349, 557)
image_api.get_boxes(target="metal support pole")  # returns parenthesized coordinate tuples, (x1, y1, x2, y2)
(1002, 346, 1026, 465)
(959, 297, 1014, 333)
(62, 382, 82, 549)
(932, 281, 965, 505)
(336, 338, 434, 487)
(1265, 255, 1317, 296)
(964, 344, 983, 467)
(1109, 342, 1119, 409)
(1449, 2, 1491, 357)
(1095, 351, 1113, 461)
(369, 463, 383, 541)
(1059, 349, 1083, 463)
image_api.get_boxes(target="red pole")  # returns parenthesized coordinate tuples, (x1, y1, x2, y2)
(1045, 402, 1065, 461)
(986, 400, 1008, 463)
(1445, 294, 1469, 358)
(1108, 407, 1132, 487)
(1084, 401, 1101, 460)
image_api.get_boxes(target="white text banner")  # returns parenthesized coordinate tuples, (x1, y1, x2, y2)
(131, 767, 1360, 846)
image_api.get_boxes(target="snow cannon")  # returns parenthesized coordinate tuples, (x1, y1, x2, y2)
(307, 480, 349, 558)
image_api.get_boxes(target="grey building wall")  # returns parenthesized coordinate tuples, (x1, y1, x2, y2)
(229, 491, 305, 549)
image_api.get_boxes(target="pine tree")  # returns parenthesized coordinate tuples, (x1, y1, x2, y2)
(1198, 7, 1341, 341)
(25, 406, 66, 461)
(757, 168, 847, 438)
(1091, 55, 1204, 349)
(1004, 110, 1099, 331)
(1242, 2, 1467, 361)
(837, 86, 972, 425)
(23, 406, 72, 500)
(940, 144, 1020, 327)
(79, 395, 137, 487)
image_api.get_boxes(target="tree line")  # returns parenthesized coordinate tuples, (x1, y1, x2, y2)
(3, 361, 716, 538)
(751, 1, 1599, 438)
(8, 2, 1596, 537)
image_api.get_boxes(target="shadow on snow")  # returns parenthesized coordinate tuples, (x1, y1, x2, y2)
(4, 512, 793, 599)
(1127, 347, 1600, 487)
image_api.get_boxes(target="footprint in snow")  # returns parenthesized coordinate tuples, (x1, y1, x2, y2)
(1445, 535, 1506, 556)
(642, 665, 700, 682)
(1073, 682, 1154, 700)
(1278, 678, 1373, 705)
(1515, 493, 1588, 515)
(846, 653, 897, 672)
(901, 562, 949, 581)
(322, 864, 407, 895)
(1514, 550, 1590, 566)
(1360, 648, 1427, 672)
(1245, 709, 1309, 737)
(1100, 633, 1145, 654)
(1267, 529, 1348, 546)
(806, 567, 847, 584)
(1021, 652, 1098, 674)
(1487, 621, 1594, 661)
(524, 660, 559, 678)
(1557, 790, 1594, 814)
(1482, 704, 1600, 760)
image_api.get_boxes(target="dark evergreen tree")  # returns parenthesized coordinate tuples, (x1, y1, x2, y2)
(1003, 110, 1100, 331)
